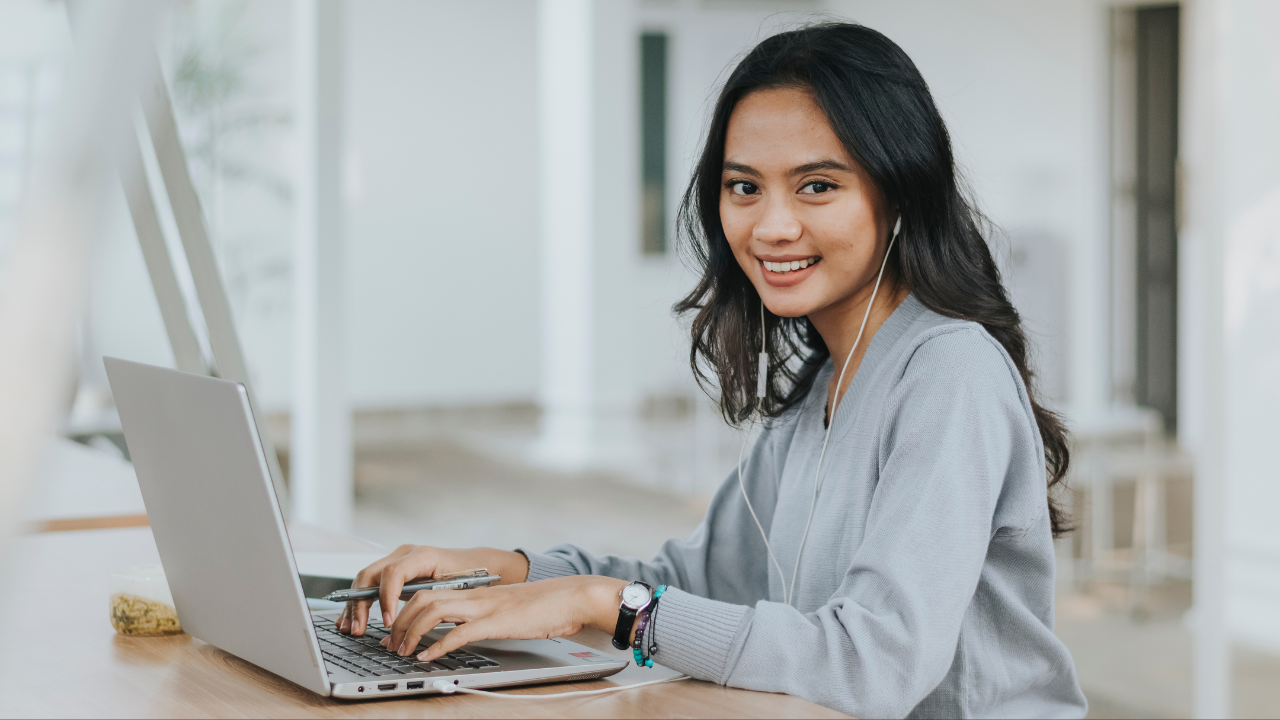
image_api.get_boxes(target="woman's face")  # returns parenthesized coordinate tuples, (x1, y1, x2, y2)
(720, 86, 893, 321)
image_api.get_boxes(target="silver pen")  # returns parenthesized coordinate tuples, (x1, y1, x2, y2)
(322, 574, 500, 602)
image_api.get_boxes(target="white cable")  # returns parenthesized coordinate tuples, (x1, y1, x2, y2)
(756, 301, 768, 398)
(736, 216, 901, 606)
(431, 674, 690, 699)
(737, 418, 791, 602)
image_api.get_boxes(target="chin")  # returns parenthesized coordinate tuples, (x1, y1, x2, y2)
(761, 296, 817, 319)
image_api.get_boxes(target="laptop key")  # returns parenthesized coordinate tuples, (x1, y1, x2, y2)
(434, 657, 464, 671)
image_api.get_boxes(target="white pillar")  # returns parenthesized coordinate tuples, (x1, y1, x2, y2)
(1188, 0, 1280, 714)
(1181, 1, 1228, 716)
(535, 0, 595, 470)
(1067, 3, 1114, 418)
(292, 0, 351, 529)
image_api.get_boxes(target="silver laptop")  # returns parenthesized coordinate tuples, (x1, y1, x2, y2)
(104, 357, 626, 699)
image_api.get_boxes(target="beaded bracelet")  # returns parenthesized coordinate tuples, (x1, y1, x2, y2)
(631, 584, 666, 667)
(631, 607, 653, 667)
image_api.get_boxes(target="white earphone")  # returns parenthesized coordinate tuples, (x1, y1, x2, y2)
(739, 214, 901, 606)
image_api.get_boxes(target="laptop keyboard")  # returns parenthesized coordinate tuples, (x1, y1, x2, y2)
(312, 617, 500, 677)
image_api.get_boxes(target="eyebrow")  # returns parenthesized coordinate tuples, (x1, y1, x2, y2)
(792, 159, 855, 175)
(721, 159, 855, 177)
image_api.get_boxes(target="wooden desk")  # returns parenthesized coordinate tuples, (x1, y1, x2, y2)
(0, 526, 845, 718)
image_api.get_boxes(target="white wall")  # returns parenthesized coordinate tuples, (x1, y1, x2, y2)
(343, 0, 541, 408)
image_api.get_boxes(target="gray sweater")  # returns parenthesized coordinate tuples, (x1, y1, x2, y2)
(521, 295, 1087, 718)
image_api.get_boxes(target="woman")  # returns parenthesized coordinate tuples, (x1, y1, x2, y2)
(338, 23, 1087, 718)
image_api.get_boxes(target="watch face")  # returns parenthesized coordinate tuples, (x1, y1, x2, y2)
(621, 583, 651, 609)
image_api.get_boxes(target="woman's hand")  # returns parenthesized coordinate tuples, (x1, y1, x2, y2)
(336, 545, 530, 635)
(378, 575, 628, 661)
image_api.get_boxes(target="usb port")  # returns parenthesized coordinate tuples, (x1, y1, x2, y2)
(406, 681, 424, 690)
(378, 683, 397, 691)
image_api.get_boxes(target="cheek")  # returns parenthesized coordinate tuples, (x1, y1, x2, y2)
(719, 199, 753, 254)
(811, 199, 877, 255)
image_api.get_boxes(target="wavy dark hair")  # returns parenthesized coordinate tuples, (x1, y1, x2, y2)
(673, 22, 1071, 536)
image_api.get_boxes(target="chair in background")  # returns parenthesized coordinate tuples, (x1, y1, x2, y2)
(1067, 405, 1194, 616)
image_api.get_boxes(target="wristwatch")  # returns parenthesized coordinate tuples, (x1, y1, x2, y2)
(612, 581, 653, 650)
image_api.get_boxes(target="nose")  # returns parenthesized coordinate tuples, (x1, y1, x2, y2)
(753, 195, 802, 246)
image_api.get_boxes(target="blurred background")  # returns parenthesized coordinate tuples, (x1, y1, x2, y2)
(1, 0, 1278, 717)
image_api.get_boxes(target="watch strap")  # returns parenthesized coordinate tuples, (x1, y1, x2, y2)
(611, 604, 639, 650)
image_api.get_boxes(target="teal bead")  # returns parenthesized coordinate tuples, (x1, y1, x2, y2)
(645, 659, 654, 667)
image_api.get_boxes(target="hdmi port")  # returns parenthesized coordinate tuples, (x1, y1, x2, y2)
(378, 683, 397, 691)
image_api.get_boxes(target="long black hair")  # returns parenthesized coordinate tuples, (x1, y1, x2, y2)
(674, 22, 1072, 536)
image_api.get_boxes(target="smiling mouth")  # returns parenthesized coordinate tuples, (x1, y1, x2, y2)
(761, 257, 820, 274)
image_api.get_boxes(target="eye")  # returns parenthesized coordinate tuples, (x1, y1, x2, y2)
(728, 181, 759, 196)
(800, 181, 837, 194)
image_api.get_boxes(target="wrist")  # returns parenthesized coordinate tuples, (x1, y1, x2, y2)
(467, 548, 529, 584)
(587, 576, 628, 634)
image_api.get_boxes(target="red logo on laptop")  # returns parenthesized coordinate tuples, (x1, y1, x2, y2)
(569, 650, 614, 664)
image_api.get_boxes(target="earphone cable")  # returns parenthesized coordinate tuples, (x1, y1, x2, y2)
(785, 223, 899, 604)
(737, 417, 791, 602)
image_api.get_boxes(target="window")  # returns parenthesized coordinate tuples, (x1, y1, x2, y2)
(639, 32, 668, 255)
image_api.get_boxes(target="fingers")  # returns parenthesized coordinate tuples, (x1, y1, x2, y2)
(377, 562, 411, 628)
(421, 619, 492, 661)
(344, 544, 414, 635)
(388, 592, 468, 657)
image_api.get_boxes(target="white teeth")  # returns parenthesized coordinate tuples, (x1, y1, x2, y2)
(763, 257, 818, 274)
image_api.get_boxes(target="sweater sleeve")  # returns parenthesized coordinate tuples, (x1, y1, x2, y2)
(647, 328, 1040, 718)
(519, 416, 794, 606)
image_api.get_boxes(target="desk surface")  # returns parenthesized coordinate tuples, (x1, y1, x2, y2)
(0, 525, 845, 719)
